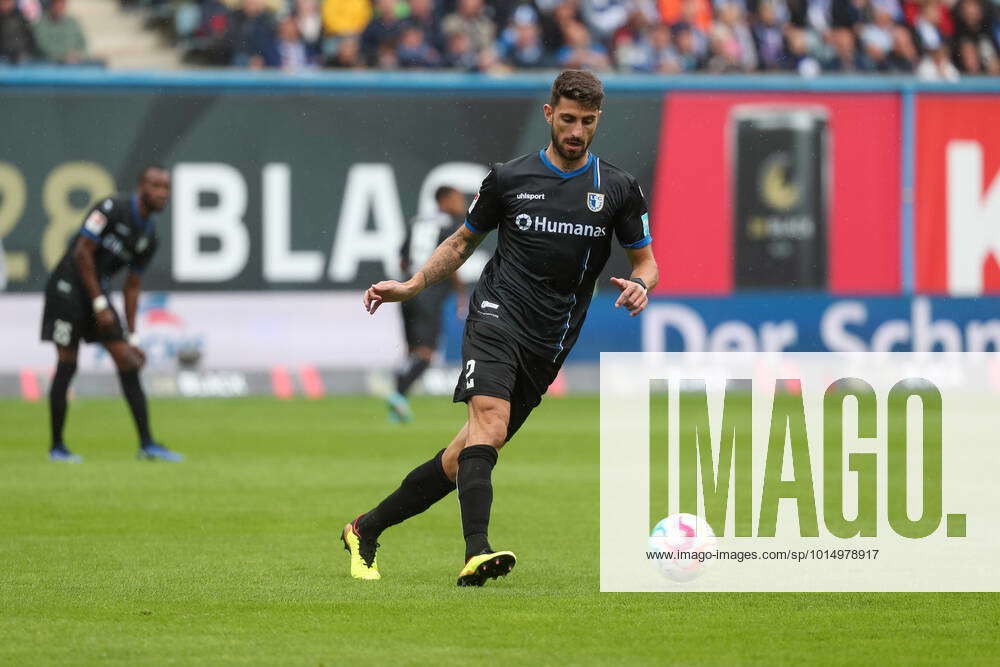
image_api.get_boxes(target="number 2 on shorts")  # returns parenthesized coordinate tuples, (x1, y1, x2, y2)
(465, 360, 476, 389)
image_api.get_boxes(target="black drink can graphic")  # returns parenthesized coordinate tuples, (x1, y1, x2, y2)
(731, 106, 830, 289)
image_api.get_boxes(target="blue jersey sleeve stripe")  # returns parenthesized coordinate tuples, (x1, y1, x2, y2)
(464, 219, 484, 234)
(621, 235, 652, 249)
(80, 228, 100, 241)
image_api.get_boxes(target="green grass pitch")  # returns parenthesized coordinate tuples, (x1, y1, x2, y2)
(1, 395, 997, 664)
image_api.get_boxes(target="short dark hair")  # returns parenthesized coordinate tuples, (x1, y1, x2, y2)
(138, 163, 167, 184)
(550, 70, 604, 110)
(434, 185, 458, 202)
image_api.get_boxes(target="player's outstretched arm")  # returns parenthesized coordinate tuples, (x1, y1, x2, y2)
(610, 245, 658, 317)
(363, 225, 485, 315)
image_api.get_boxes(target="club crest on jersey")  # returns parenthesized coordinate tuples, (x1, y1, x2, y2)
(587, 192, 605, 213)
(84, 210, 107, 235)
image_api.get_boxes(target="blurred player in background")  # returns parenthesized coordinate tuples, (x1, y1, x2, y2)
(346, 70, 658, 586)
(40, 165, 183, 463)
(386, 185, 468, 423)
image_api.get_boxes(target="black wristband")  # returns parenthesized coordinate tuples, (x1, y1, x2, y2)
(629, 277, 647, 291)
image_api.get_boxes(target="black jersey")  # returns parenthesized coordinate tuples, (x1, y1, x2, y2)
(49, 194, 158, 291)
(464, 150, 651, 362)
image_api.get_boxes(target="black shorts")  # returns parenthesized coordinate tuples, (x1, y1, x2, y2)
(401, 295, 443, 350)
(453, 320, 561, 442)
(40, 277, 125, 347)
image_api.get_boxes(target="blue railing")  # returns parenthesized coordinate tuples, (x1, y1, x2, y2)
(4, 67, 1000, 93)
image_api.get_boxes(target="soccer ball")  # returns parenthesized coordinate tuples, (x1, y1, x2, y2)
(647, 513, 717, 583)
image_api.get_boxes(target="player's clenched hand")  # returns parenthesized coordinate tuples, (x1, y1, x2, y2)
(610, 277, 649, 317)
(363, 279, 420, 314)
(131, 345, 147, 369)
(95, 308, 115, 331)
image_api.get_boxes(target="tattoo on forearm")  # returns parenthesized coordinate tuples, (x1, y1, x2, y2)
(418, 231, 483, 289)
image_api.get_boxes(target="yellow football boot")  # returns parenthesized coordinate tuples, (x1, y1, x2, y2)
(341, 519, 381, 581)
(456, 550, 516, 587)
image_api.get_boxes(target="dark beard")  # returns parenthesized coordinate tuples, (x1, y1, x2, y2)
(141, 194, 163, 213)
(550, 126, 589, 164)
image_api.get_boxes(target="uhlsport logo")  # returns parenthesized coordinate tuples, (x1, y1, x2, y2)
(587, 192, 605, 212)
(513, 213, 606, 238)
(517, 192, 546, 200)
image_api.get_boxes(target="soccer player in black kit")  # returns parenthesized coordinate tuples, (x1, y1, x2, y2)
(40, 165, 183, 463)
(387, 185, 468, 423)
(344, 70, 657, 585)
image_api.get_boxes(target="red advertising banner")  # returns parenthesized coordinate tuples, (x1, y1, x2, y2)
(651, 93, 901, 295)
(915, 95, 1000, 296)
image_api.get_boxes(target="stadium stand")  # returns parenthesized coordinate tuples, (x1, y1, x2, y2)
(166, 0, 1000, 75)
(0, 0, 997, 74)
(0, 0, 181, 66)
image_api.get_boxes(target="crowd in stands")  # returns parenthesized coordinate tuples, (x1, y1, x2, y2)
(176, 0, 1000, 76)
(2, 0, 999, 76)
(0, 0, 95, 63)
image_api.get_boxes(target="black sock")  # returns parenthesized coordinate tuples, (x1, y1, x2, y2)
(457, 444, 499, 559)
(49, 361, 77, 449)
(117, 369, 152, 446)
(395, 355, 431, 395)
(356, 448, 455, 540)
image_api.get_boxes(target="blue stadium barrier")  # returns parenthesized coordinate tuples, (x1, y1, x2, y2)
(4, 68, 1000, 93)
